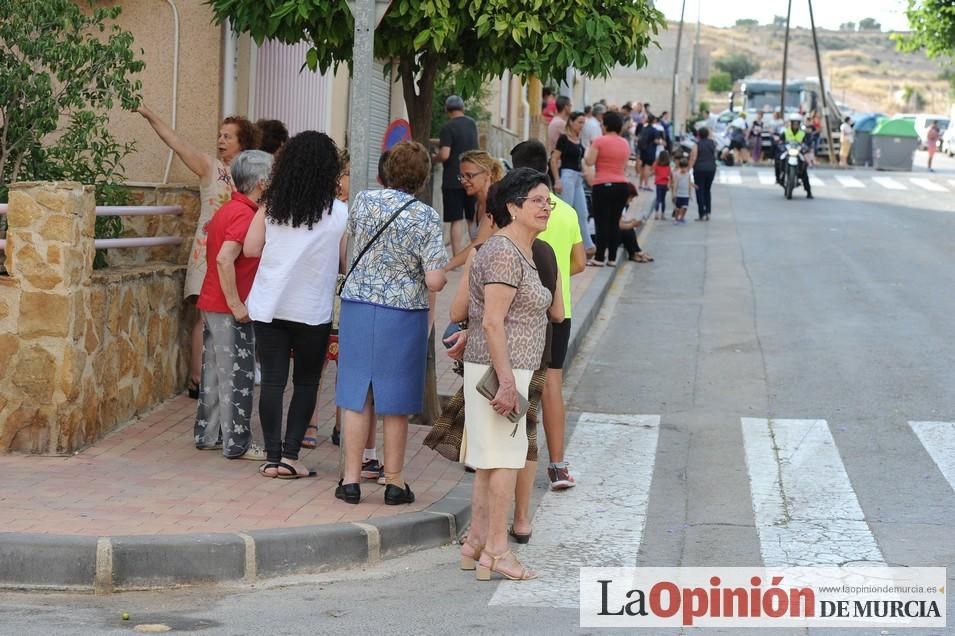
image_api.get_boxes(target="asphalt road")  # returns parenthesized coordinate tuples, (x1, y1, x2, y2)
(2, 168, 954, 635)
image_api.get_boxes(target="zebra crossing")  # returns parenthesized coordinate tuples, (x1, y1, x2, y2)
(715, 169, 953, 192)
(489, 413, 955, 608)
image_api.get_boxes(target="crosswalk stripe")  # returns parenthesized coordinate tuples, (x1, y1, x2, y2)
(489, 413, 660, 608)
(948, 179, 955, 190)
(809, 174, 825, 187)
(909, 178, 949, 192)
(909, 421, 955, 494)
(719, 169, 742, 185)
(757, 170, 777, 185)
(741, 418, 884, 567)
(834, 175, 865, 188)
(872, 176, 907, 190)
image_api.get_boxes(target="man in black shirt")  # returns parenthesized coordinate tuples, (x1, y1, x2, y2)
(433, 95, 479, 256)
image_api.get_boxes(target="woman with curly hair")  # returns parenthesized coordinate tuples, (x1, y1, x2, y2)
(243, 131, 347, 479)
(136, 105, 258, 401)
(443, 150, 506, 272)
(335, 141, 448, 505)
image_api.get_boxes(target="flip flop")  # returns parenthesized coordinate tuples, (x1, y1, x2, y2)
(258, 462, 279, 477)
(275, 461, 317, 480)
(586, 259, 605, 267)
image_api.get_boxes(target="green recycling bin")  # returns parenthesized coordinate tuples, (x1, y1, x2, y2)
(871, 118, 919, 171)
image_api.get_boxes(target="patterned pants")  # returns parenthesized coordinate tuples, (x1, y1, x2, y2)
(195, 311, 255, 457)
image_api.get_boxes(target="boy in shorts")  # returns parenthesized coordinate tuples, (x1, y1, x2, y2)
(671, 158, 694, 224)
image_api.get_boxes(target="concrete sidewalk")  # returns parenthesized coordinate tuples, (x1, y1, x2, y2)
(0, 246, 634, 591)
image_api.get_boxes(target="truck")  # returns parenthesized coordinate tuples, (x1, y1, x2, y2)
(738, 78, 845, 159)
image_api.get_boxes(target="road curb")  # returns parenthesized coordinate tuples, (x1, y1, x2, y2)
(0, 239, 631, 593)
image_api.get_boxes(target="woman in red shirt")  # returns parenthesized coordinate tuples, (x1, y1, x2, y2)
(195, 149, 273, 459)
(583, 111, 631, 267)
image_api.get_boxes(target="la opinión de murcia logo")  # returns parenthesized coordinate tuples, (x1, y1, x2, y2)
(580, 567, 947, 628)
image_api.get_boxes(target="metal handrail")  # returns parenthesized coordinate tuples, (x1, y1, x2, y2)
(0, 204, 183, 216)
(0, 204, 185, 252)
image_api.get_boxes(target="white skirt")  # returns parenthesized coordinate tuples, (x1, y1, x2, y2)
(462, 362, 533, 470)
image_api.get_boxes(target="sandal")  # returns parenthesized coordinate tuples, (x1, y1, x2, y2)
(275, 461, 317, 480)
(301, 425, 318, 449)
(459, 539, 485, 571)
(476, 549, 537, 581)
(258, 462, 279, 477)
(586, 259, 604, 267)
(187, 378, 200, 400)
(508, 526, 532, 544)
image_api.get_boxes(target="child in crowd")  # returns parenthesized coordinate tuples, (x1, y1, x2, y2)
(671, 158, 695, 225)
(653, 151, 672, 221)
(619, 182, 653, 262)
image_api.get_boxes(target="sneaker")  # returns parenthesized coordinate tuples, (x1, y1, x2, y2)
(377, 466, 386, 485)
(236, 444, 266, 461)
(361, 459, 382, 480)
(547, 462, 576, 490)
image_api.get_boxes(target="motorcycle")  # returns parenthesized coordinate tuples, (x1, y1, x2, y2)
(777, 140, 810, 200)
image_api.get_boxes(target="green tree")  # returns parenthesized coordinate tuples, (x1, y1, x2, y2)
(735, 18, 758, 28)
(708, 71, 732, 93)
(895, 0, 955, 59)
(839, 21, 856, 31)
(713, 53, 760, 82)
(858, 17, 882, 31)
(0, 0, 144, 268)
(429, 67, 492, 139)
(0, 0, 143, 187)
(206, 0, 665, 148)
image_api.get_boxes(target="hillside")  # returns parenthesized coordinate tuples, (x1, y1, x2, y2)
(696, 23, 951, 115)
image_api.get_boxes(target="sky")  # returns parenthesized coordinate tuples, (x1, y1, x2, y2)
(651, 0, 912, 32)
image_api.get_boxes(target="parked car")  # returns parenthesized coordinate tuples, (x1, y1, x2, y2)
(943, 125, 955, 157)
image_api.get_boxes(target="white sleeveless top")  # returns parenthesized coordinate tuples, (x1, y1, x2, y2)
(247, 199, 348, 326)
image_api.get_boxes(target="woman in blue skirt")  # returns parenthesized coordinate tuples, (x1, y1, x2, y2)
(336, 141, 448, 505)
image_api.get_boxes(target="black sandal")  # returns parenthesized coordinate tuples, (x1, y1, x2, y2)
(258, 462, 279, 477)
(187, 378, 200, 400)
(275, 461, 317, 480)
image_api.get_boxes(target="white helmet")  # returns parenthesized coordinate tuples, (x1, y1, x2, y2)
(787, 113, 803, 122)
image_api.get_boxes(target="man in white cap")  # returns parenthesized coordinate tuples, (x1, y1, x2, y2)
(433, 95, 479, 255)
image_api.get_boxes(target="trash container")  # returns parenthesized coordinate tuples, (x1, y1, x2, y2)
(871, 118, 919, 171)
(851, 113, 884, 167)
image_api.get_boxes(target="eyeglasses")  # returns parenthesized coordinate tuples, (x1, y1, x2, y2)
(457, 170, 486, 183)
(515, 195, 553, 210)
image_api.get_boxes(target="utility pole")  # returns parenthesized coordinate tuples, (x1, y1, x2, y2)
(345, 0, 391, 204)
(780, 0, 792, 116)
(689, 0, 701, 119)
(808, 0, 837, 163)
(670, 0, 687, 134)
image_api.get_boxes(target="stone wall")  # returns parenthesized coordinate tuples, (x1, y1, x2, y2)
(105, 184, 200, 268)
(0, 182, 190, 454)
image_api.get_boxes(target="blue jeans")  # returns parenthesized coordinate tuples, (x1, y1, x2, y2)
(558, 168, 594, 250)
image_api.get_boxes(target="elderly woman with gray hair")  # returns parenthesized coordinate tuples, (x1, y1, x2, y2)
(195, 149, 274, 459)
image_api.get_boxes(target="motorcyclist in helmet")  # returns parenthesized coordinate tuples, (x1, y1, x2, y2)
(775, 114, 813, 199)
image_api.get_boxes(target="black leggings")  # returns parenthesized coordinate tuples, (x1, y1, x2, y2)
(253, 319, 332, 463)
(694, 169, 716, 219)
(592, 182, 631, 263)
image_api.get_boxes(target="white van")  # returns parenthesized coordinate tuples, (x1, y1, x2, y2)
(914, 114, 949, 150)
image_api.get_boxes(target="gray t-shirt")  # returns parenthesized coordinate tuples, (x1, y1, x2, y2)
(674, 170, 692, 197)
(439, 115, 479, 189)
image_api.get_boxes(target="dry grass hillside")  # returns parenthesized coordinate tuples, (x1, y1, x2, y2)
(697, 23, 952, 115)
